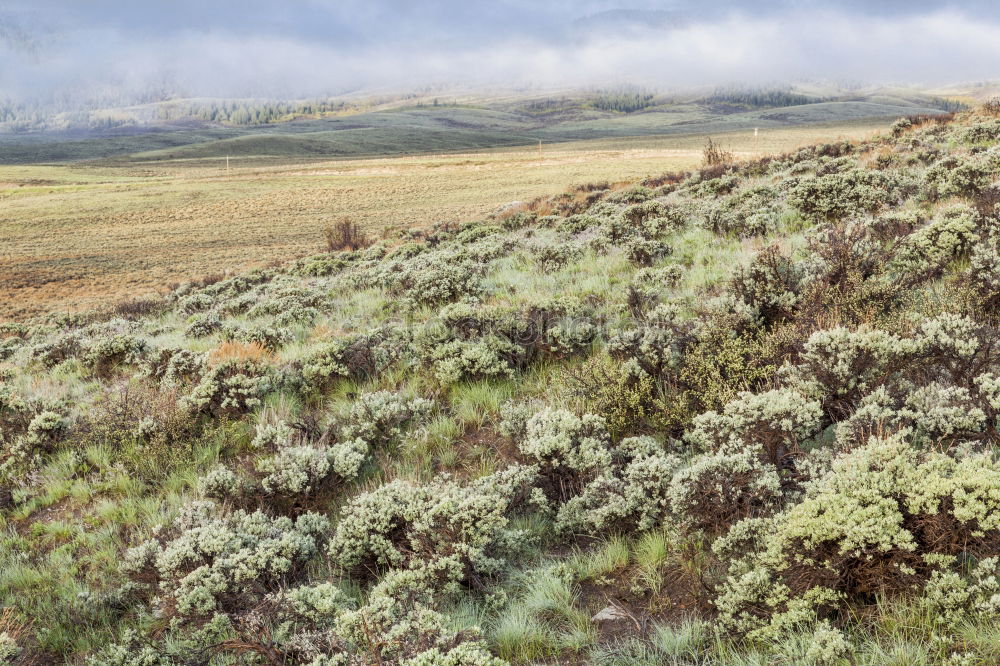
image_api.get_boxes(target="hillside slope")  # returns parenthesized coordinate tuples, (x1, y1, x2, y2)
(3, 110, 1000, 664)
(0, 88, 956, 164)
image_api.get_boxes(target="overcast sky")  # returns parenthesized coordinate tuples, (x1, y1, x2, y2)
(2, 1, 999, 103)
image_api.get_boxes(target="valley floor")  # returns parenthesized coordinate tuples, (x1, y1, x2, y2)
(0, 120, 887, 321)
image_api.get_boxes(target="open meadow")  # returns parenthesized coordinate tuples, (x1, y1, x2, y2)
(0, 118, 891, 320)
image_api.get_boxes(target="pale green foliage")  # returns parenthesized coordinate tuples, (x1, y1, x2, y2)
(0, 632, 20, 662)
(203, 391, 431, 503)
(282, 581, 350, 623)
(150, 347, 207, 386)
(789, 168, 897, 220)
(518, 409, 612, 482)
(921, 558, 1000, 630)
(555, 436, 683, 534)
(967, 234, 1000, 306)
(513, 408, 684, 534)
(606, 326, 681, 378)
(892, 204, 979, 275)
(222, 322, 293, 350)
(429, 338, 518, 385)
(624, 237, 671, 266)
(400, 641, 506, 666)
(251, 420, 296, 449)
(976, 372, 1000, 411)
(804, 620, 853, 665)
(669, 449, 785, 535)
(198, 465, 246, 498)
(532, 244, 583, 271)
(925, 149, 1000, 198)
(837, 382, 987, 448)
(705, 184, 784, 237)
(0, 408, 66, 482)
(900, 383, 986, 441)
(329, 466, 535, 586)
(717, 435, 1000, 639)
(123, 501, 328, 620)
(359, 244, 492, 306)
(914, 313, 981, 360)
(793, 326, 911, 403)
(183, 359, 272, 416)
(340, 391, 434, 446)
(686, 388, 823, 459)
(183, 312, 221, 338)
(256, 441, 365, 496)
(81, 333, 149, 375)
(301, 328, 405, 389)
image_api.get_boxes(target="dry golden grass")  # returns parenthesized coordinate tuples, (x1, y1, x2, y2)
(0, 120, 889, 320)
(208, 341, 273, 366)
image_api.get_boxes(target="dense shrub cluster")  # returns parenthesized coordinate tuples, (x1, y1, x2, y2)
(716, 436, 1000, 640)
(0, 383, 65, 484)
(788, 167, 902, 220)
(183, 359, 272, 417)
(204, 391, 432, 511)
(124, 501, 328, 621)
(704, 184, 785, 237)
(301, 327, 407, 391)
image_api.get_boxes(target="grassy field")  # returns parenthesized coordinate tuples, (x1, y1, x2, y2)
(0, 118, 892, 321)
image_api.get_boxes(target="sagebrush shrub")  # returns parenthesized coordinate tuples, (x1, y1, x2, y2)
(183, 312, 221, 338)
(329, 466, 536, 587)
(0, 407, 66, 483)
(532, 243, 583, 272)
(605, 186, 652, 204)
(705, 185, 784, 237)
(183, 359, 272, 417)
(221, 323, 292, 350)
(555, 435, 682, 534)
(686, 388, 823, 467)
(428, 337, 518, 385)
(891, 204, 979, 278)
(339, 390, 434, 446)
(147, 347, 207, 386)
(793, 326, 912, 419)
(788, 168, 896, 220)
(561, 356, 667, 437)
(669, 449, 785, 536)
(716, 436, 1000, 639)
(624, 237, 671, 266)
(517, 409, 612, 500)
(730, 246, 802, 326)
(301, 328, 405, 391)
(204, 392, 432, 509)
(966, 235, 1000, 311)
(29, 331, 83, 367)
(124, 501, 328, 622)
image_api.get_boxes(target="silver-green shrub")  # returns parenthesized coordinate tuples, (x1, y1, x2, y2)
(686, 388, 823, 464)
(301, 328, 405, 391)
(329, 466, 536, 589)
(555, 435, 682, 534)
(183, 359, 272, 417)
(123, 501, 328, 622)
(891, 204, 979, 277)
(715, 435, 1000, 640)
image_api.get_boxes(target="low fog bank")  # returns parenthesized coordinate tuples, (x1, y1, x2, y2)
(2, 2, 999, 108)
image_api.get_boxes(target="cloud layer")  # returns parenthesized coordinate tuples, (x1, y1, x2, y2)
(2, 1, 999, 103)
